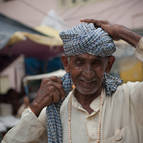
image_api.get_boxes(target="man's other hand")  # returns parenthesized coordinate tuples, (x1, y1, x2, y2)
(29, 76, 65, 116)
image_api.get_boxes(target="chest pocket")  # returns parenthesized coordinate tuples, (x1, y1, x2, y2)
(105, 128, 126, 143)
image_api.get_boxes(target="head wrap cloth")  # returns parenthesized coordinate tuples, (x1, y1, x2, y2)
(60, 23, 116, 57)
(46, 23, 122, 143)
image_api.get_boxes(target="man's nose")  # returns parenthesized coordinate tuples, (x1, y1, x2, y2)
(82, 64, 95, 80)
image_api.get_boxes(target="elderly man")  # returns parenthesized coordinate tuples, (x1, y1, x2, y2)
(2, 20, 143, 143)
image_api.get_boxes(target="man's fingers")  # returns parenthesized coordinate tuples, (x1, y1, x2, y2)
(80, 19, 101, 27)
(80, 18, 108, 24)
(80, 18, 96, 23)
(42, 80, 65, 99)
(42, 86, 61, 104)
(96, 20, 109, 25)
(41, 83, 65, 99)
(40, 76, 66, 104)
(51, 90, 61, 103)
(80, 19, 109, 26)
(47, 86, 63, 103)
(42, 76, 62, 85)
(46, 82, 65, 99)
(47, 76, 62, 83)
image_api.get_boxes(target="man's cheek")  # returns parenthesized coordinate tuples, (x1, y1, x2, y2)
(95, 68, 105, 77)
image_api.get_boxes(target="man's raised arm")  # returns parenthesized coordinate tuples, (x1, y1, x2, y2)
(80, 19, 142, 47)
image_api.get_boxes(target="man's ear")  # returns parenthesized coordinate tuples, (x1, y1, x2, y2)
(105, 56, 115, 73)
(61, 56, 70, 72)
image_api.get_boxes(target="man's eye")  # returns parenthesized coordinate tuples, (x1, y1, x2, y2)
(92, 61, 101, 66)
(75, 60, 83, 66)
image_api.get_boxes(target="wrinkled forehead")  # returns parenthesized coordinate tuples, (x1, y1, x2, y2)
(69, 53, 109, 62)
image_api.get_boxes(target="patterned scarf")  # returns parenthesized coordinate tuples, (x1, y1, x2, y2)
(46, 72, 122, 143)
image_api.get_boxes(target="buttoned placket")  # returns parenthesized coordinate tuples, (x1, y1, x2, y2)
(70, 90, 105, 142)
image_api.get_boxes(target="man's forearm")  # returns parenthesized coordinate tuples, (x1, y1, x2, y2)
(118, 26, 142, 47)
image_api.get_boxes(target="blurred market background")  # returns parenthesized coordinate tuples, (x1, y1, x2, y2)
(0, 0, 143, 141)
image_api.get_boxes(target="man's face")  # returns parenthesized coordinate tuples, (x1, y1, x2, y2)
(65, 54, 111, 95)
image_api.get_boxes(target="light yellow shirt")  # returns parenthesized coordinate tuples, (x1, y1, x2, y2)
(2, 37, 143, 143)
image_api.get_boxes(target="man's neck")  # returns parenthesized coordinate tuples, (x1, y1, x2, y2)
(74, 87, 102, 114)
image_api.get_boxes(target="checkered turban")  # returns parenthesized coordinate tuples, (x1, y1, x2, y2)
(59, 23, 116, 57)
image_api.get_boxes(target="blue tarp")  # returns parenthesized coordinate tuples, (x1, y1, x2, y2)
(25, 57, 64, 75)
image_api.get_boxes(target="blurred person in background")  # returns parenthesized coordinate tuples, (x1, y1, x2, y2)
(0, 89, 21, 116)
(2, 19, 143, 143)
(16, 96, 30, 118)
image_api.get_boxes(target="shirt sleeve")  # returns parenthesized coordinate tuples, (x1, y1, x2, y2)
(2, 108, 47, 143)
(135, 37, 143, 62)
(126, 82, 143, 127)
(133, 37, 143, 126)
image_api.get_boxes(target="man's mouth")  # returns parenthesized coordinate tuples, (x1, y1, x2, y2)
(79, 79, 97, 88)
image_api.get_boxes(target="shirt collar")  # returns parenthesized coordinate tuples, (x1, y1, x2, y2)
(70, 89, 105, 116)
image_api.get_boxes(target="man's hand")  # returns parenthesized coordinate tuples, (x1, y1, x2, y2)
(81, 19, 122, 41)
(29, 76, 65, 116)
(80, 19, 141, 47)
